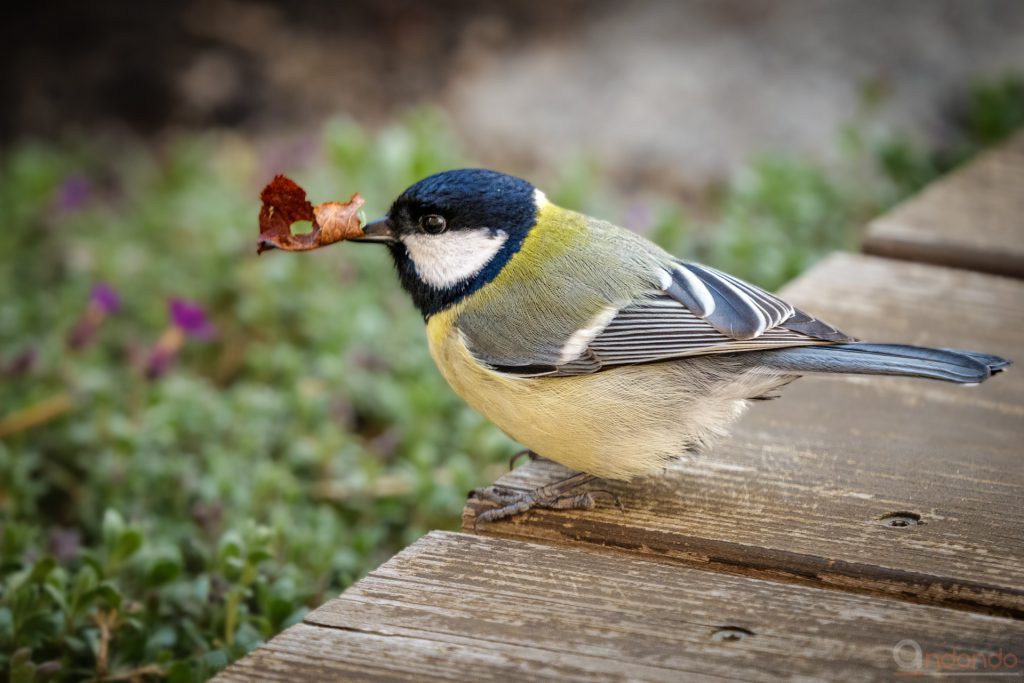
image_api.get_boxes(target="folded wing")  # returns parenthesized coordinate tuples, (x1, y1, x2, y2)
(485, 261, 854, 377)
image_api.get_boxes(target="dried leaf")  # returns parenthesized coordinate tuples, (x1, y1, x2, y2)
(257, 175, 365, 254)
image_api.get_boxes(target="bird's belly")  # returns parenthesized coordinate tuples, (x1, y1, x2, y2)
(426, 315, 755, 480)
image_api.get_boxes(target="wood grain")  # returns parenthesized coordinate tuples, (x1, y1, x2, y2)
(464, 253, 1024, 616)
(216, 531, 1024, 682)
(865, 129, 1024, 277)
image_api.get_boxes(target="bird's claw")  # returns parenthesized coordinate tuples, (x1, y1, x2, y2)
(470, 472, 621, 527)
(468, 484, 521, 504)
(507, 449, 540, 471)
(587, 489, 625, 512)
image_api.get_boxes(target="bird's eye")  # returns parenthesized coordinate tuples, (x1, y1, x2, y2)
(419, 214, 447, 234)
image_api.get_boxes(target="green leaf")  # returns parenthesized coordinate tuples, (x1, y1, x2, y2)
(166, 660, 195, 683)
(12, 607, 59, 649)
(246, 547, 272, 565)
(147, 554, 183, 586)
(204, 649, 228, 671)
(41, 584, 68, 615)
(0, 607, 13, 640)
(71, 565, 98, 595)
(110, 528, 144, 565)
(90, 582, 124, 610)
(79, 553, 105, 581)
(224, 556, 245, 575)
(217, 531, 243, 563)
(27, 557, 56, 584)
(101, 509, 125, 546)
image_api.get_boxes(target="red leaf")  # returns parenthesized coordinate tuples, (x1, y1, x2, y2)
(257, 175, 365, 254)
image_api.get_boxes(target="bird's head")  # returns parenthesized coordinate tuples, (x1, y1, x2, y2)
(356, 169, 543, 317)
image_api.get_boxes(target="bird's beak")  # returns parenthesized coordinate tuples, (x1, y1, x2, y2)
(351, 217, 397, 243)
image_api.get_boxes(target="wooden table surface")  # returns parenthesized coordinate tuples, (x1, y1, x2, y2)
(463, 253, 1024, 618)
(218, 135, 1024, 681)
(219, 531, 1024, 682)
(865, 129, 1024, 277)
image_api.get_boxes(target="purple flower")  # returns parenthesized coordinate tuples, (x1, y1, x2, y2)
(145, 298, 216, 379)
(90, 283, 121, 314)
(54, 176, 93, 213)
(169, 298, 216, 340)
(68, 282, 121, 350)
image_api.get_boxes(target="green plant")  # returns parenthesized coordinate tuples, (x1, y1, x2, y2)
(1, 112, 514, 681)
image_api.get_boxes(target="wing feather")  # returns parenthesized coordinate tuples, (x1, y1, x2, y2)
(476, 260, 853, 378)
(665, 262, 795, 339)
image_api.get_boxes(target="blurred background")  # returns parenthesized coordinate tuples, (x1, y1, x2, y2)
(3, 1, 1023, 680)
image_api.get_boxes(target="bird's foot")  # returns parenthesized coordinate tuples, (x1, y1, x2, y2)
(469, 472, 622, 526)
(508, 449, 541, 471)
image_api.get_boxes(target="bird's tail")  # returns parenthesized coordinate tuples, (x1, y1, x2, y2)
(759, 343, 1010, 384)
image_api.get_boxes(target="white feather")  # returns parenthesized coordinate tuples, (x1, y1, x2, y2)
(672, 265, 717, 315)
(658, 270, 674, 290)
(704, 272, 768, 336)
(401, 229, 508, 289)
(557, 306, 619, 365)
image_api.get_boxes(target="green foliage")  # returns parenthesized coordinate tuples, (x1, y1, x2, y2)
(870, 73, 1024, 199)
(1, 75, 1020, 679)
(707, 157, 859, 290)
(1, 111, 513, 681)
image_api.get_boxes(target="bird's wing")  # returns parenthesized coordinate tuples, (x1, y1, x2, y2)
(484, 261, 853, 377)
(661, 260, 850, 341)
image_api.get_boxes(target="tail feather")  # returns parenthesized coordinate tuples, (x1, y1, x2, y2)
(942, 348, 1010, 374)
(761, 343, 1011, 384)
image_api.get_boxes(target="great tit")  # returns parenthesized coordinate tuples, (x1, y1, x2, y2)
(351, 168, 1009, 523)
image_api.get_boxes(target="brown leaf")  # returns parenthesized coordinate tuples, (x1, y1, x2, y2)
(313, 197, 366, 243)
(257, 175, 366, 254)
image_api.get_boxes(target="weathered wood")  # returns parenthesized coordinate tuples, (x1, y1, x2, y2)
(216, 531, 1024, 682)
(865, 129, 1024, 277)
(464, 253, 1024, 616)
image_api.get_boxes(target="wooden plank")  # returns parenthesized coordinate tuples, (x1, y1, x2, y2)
(864, 129, 1024, 277)
(217, 531, 1024, 682)
(463, 253, 1024, 617)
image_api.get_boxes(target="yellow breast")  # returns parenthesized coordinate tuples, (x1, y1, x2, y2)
(426, 309, 756, 480)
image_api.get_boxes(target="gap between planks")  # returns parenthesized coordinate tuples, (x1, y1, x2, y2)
(864, 128, 1024, 278)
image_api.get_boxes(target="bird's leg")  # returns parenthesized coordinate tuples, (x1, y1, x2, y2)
(470, 472, 620, 526)
(507, 449, 540, 471)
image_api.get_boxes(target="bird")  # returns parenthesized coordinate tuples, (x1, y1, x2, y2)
(349, 168, 1010, 524)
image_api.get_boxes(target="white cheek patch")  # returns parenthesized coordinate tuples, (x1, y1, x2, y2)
(402, 229, 509, 289)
